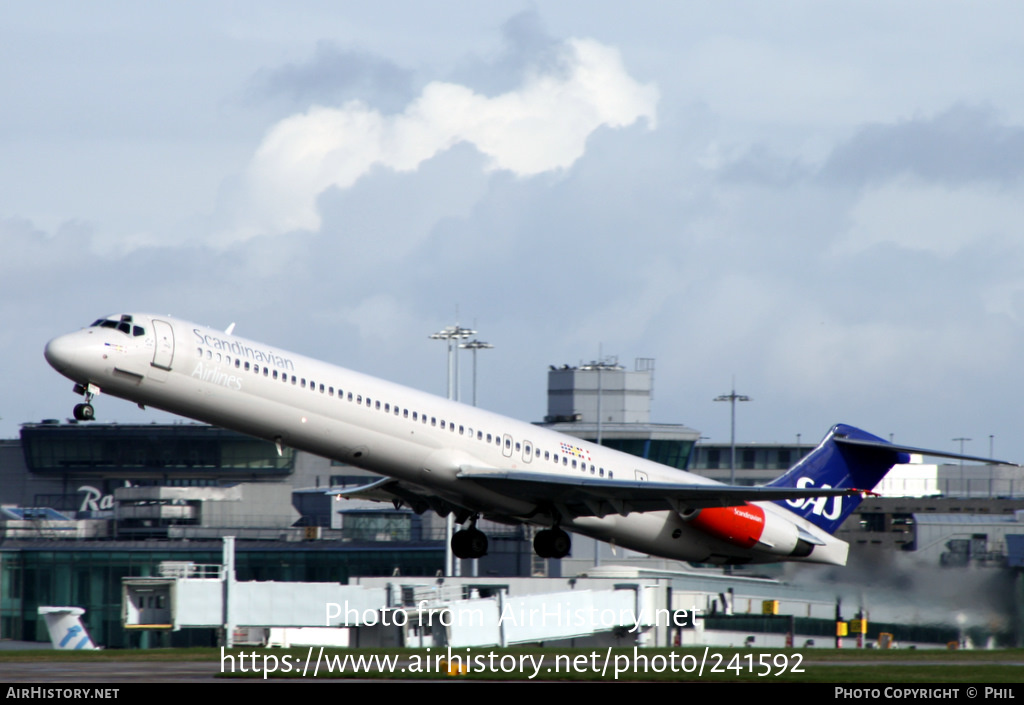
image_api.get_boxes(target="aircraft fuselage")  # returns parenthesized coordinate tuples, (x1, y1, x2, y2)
(45, 313, 851, 566)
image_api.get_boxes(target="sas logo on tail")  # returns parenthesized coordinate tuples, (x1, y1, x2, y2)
(785, 477, 843, 520)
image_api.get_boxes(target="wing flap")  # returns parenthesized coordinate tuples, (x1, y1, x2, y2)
(330, 478, 463, 517)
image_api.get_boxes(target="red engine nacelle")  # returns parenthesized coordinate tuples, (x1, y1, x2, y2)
(688, 504, 807, 557)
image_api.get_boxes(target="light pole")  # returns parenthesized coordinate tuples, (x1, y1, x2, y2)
(953, 437, 971, 497)
(714, 382, 752, 484)
(460, 338, 493, 577)
(430, 326, 456, 400)
(430, 322, 475, 577)
(460, 340, 493, 407)
(430, 324, 475, 401)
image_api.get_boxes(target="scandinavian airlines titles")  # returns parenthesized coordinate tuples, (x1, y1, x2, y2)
(192, 328, 295, 371)
(191, 362, 243, 391)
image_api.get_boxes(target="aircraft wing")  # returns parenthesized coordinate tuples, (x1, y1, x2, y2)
(456, 467, 861, 519)
(331, 478, 466, 518)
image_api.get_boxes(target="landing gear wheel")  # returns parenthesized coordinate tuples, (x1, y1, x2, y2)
(465, 528, 488, 557)
(451, 527, 488, 559)
(534, 528, 571, 559)
(71, 383, 99, 421)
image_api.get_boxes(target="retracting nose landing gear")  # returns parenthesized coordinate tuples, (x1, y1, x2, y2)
(451, 516, 489, 559)
(71, 383, 98, 421)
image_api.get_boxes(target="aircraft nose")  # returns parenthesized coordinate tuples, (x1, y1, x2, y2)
(44, 334, 79, 373)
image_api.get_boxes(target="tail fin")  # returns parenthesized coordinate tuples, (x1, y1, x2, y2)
(38, 607, 97, 650)
(767, 424, 910, 534)
(768, 424, 1012, 534)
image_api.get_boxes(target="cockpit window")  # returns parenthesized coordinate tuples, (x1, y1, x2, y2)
(90, 316, 145, 337)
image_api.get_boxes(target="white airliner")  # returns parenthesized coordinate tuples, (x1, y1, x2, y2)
(44, 314, 1003, 567)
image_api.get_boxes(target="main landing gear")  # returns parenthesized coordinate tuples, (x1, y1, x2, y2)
(450, 520, 572, 561)
(451, 518, 488, 559)
(533, 527, 571, 559)
(72, 384, 97, 421)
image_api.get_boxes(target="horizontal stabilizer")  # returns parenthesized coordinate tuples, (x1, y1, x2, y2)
(835, 437, 1017, 466)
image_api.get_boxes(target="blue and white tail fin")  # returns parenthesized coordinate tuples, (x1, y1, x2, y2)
(38, 606, 97, 650)
(767, 423, 1009, 534)
(767, 425, 906, 534)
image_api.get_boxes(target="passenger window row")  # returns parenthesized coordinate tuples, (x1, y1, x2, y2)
(194, 346, 612, 479)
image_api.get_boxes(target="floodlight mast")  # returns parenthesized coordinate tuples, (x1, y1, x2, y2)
(952, 436, 971, 495)
(714, 381, 752, 484)
(460, 339, 493, 407)
(430, 324, 475, 401)
(430, 322, 476, 577)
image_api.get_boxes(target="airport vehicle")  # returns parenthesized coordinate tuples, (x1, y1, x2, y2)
(44, 314, 1002, 567)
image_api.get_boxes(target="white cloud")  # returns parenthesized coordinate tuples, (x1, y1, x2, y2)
(764, 313, 1014, 409)
(223, 38, 657, 243)
(836, 177, 1024, 258)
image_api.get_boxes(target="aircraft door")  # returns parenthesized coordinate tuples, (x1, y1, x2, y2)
(522, 440, 533, 463)
(151, 320, 175, 371)
(635, 470, 649, 482)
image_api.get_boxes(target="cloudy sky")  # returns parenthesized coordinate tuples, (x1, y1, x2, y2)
(4, 2, 1024, 463)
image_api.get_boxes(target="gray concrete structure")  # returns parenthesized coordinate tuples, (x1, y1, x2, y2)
(116, 483, 300, 539)
(913, 511, 1024, 566)
(545, 360, 653, 425)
